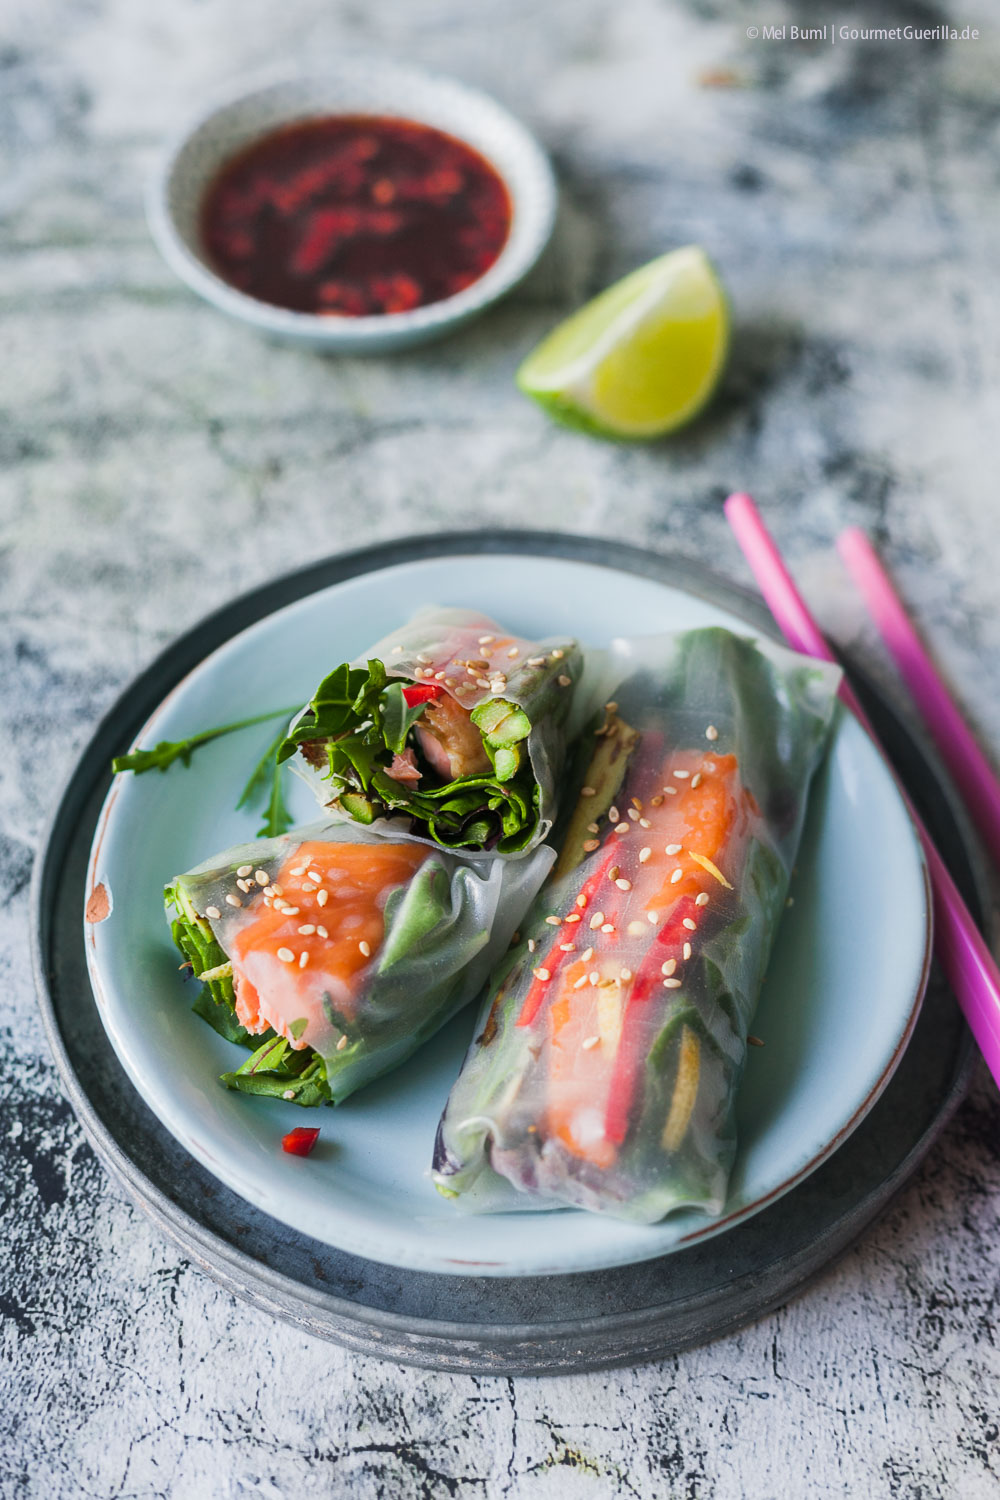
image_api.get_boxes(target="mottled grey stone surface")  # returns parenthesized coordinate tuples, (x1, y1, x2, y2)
(2, 0, 999, 1495)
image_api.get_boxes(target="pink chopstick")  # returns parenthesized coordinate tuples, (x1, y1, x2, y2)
(724, 490, 1000, 1090)
(837, 526, 1000, 870)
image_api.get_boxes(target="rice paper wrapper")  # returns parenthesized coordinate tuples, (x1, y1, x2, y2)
(290, 606, 581, 855)
(431, 627, 842, 1222)
(169, 820, 553, 1104)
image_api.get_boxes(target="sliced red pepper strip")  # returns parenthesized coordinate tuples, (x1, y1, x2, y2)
(515, 845, 623, 1029)
(401, 683, 444, 707)
(281, 1127, 321, 1157)
(604, 896, 701, 1146)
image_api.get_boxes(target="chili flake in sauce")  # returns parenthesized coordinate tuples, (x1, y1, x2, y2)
(200, 115, 512, 317)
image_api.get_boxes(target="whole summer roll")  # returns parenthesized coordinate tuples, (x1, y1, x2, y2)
(165, 821, 553, 1108)
(431, 627, 842, 1221)
(279, 606, 581, 854)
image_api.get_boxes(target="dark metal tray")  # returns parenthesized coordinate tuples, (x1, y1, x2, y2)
(32, 530, 980, 1374)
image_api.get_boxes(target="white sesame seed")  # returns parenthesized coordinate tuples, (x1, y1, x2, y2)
(337, 1035, 349, 1051)
(706, 725, 719, 741)
(277, 947, 294, 962)
(507, 647, 519, 659)
(256, 870, 270, 886)
(271, 885, 283, 897)
(478, 635, 495, 645)
(532, 968, 551, 982)
(237, 879, 251, 893)
(317, 891, 328, 908)
(205, 905, 221, 920)
(639, 817, 651, 829)
(670, 868, 683, 884)
(263, 897, 273, 907)
(417, 652, 432, 663)
(601, 923, 615, 934)
(620, 967, 632, 982)
(299, 951, 309, 968)
(588, 971, 599, 986)
(583, 839, 600, 852)
(666, 844, 682, 856)
(444, 677, 456, 687)
(627, 808, 640, 822)
(225, 894, 242, 908)
(663, 977, 682, 989)
(683, 942, 692, 959)
(527, 656, 545, 667)
(665, 786, 678, 796)
(477, 677, 491, 689)
(647, 910, 660, 924)
(291, 866, 307, 877)
(589, 912, 605, 930)
(359, 940, 371, 958)
(306, 870, 321, 884)
(317, 926, 328, 939)
(558, 675, 572, 687)
(263, 886, 276, 898)
(434, 670, 446, 681)
(282, 906, 300, 917)
(581, 947, 594, 962)
(662, 959, 677, 976)
(283, 1089, 296, 1100)
(608, 806, 619, 823)
(301, 883, 316, 894)
(576, 894, 588, 908)
(691, 773, 702, 789)
(615, 878, 631, 891)
(237, 865, 253, 878)
(391, 645, 404, 654)
(545, 915, 561, 926)
(586, 822, 599, 834)
(574, 975, 588, 989)
(614, 823, 629, 837)
(580, 786, 596, 797)
(696, 892, 710, 907)
(582, 1035, 600, 1050)
(565, 913, 581, 924)
(639, 848, 652, 864)
(551, 648, 565, 660)
(683, 917, 697, 931)
(298, 924, 316, 935)
(627, 920, 647, 935)
(527, 939, 536, 952)
(673, 769, 690, 780)
(559, 943, 575, 952)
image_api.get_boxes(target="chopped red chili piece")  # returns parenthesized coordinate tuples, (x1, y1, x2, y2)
(200, 114, 512, 317)
(401, 683, 444, 707)
(281, 1127, 321, 1157)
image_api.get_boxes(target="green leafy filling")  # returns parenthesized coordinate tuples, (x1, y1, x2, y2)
(165, 881, 331, 1108)
(278, 659, 539, 851)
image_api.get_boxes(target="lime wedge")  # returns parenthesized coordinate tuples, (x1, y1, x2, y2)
(516, 247, 729, 440)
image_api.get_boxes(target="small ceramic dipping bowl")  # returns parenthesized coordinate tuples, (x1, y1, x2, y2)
(147, 63, 557, 353)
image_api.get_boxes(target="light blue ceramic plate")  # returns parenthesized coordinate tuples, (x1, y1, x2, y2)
(84, 553, 931, 1277)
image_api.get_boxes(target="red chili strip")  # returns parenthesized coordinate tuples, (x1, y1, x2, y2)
(401, 683, 444, 707)
(604, 896, 701, 1146)
(282, 1127, 320, 1157)
(515, 845, 623, 1029)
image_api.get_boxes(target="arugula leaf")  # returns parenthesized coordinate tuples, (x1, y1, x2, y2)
(233, 719, 296, 839)
(381, 679, 434, 755)
(113, 705, 302, 776)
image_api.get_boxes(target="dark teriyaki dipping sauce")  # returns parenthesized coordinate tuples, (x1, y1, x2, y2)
(199, 115, 513, 317)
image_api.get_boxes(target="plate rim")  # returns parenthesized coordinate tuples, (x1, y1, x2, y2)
(36, 530, 952, 1289)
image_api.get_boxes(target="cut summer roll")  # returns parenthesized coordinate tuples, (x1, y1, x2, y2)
(166, 822, 552, 1107)
(279, 607, 581, 854)
(431, 628, 841, 1221)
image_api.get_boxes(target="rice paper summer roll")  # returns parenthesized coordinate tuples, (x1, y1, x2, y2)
(279, 607, 581, 854)
(165, 821, 553, 1108)
(431, 627, 842, 1222)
